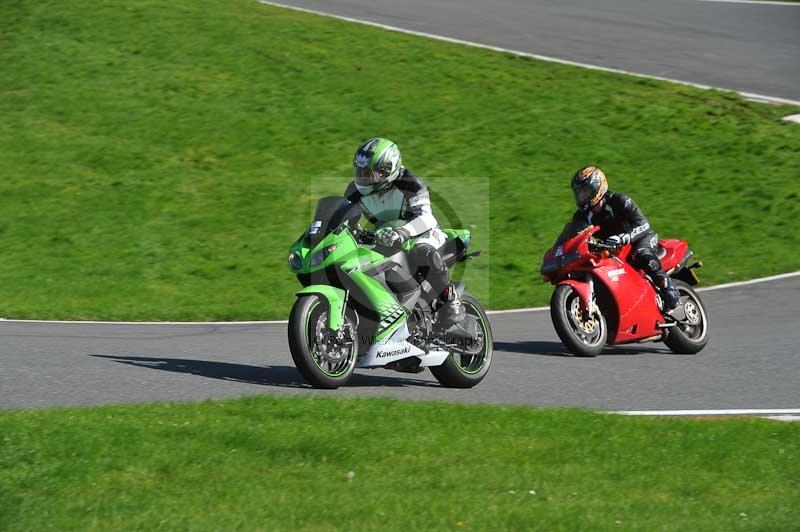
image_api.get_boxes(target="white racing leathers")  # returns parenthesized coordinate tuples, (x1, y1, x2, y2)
(345, 168, 447, 248)
(345, 168, 450, 292)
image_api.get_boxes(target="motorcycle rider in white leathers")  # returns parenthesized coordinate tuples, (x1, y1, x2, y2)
(344, 138, 467, 332)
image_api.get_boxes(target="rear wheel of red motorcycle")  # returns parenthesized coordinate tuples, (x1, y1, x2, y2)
(550, 285, 607, 357)
(663, 280, 709, 354)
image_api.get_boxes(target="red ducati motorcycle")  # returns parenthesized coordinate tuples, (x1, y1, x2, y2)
(540, 226, 709, 356)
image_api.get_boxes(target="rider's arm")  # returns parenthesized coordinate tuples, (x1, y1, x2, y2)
(344, 182, 361, 204)
(393, 170, 437, 240)
(614, 192, 651, 242)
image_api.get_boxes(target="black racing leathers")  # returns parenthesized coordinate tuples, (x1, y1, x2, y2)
(558, 190, 668, 287)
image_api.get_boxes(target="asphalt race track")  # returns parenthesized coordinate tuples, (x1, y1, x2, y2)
(2, 275, 798, 411)
(2, 2, 798, 412)
(262, 0, 800, 102)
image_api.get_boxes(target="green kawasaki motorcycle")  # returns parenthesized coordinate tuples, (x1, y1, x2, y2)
(287, 196, 493, 389)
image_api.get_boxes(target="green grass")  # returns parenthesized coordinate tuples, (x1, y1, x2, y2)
(1, 396, 798, 531)
(1, 0, 798, 320)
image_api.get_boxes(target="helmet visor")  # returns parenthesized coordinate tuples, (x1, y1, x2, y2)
(573, 182, 596, 207)
(355, 164, 391, 186)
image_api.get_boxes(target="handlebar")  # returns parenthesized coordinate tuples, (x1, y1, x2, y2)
(588, 237, 622, 254)
(353, 227, 377, 244)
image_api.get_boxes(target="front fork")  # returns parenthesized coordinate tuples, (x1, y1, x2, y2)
(560, 274, 597, 316)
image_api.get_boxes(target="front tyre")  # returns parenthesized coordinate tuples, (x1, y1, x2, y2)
(288, 295, 357, 389)
(550, 284, 607, 357)
(430, 293, 493, 388)
(663, 280, 709, 354)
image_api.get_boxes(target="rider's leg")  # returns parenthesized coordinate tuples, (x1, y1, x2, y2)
(408, 230, 465, 327)
(630, 234, 681, 310)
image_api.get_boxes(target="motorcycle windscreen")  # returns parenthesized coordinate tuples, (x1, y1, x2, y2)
(305, 196, 361, 247)
(554, 219, 592, 247)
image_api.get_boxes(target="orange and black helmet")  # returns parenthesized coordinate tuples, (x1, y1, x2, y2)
(571, 165, 608, 211)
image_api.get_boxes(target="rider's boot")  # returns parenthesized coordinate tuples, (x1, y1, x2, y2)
(436, 283, 475, 338)
(659, 277, 681, 311)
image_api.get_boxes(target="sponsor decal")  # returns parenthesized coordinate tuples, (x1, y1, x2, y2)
(308, 220, 322, 235)
(607, 268, 626, 281)
(555, 245, 564, 258)
(376, 346, 411, 358)
(631, 223, 650, 237)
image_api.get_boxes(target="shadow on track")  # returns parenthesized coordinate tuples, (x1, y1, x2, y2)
(90, 354, 437, 388)
(493, 341, 571, 357)
(494, 341, 671, 357)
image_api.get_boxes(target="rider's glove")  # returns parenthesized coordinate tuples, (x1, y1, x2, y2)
(376, 228, 408, 247)
(607, 233, 631, 247)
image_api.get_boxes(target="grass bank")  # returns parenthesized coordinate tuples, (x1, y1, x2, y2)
(1, 0, 798, 319)
(1, 395, 798, 530)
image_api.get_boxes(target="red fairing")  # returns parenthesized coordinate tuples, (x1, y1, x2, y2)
(560, 279, 592, 312)
(541, 226, 693, 345)
(658, 239, 689, 272)
(590, 259, 663, 343)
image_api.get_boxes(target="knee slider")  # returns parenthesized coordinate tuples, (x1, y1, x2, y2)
(427, 248, 446, 272)
(414, 244, 445, 272)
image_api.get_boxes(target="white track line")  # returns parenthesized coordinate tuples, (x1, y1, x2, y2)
(764, 415, 800, 422)
(257, 0, 800, 107)
(696, 270, 800, 292)
(698, 0, 800, 6)
(613, 409, 800, 416)
(0, 318, 288, 326)
(0, 270, 796, 325)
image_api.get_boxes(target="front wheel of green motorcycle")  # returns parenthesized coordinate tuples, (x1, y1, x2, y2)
(288, 295, 357, 389)
(429, 292, 493, 388)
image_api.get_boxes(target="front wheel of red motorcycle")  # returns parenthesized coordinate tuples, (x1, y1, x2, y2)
(550, 284, 607, 357)
(663, 280, 709, 354)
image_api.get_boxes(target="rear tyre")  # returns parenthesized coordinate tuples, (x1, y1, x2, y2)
(288, 295, 357, 389)
(663, 280, 709, 354)
(550, 284, 607, 357)
(429, 293, 493, 388)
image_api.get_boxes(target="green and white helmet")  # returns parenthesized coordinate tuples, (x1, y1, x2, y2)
(352, 138, 403, 195)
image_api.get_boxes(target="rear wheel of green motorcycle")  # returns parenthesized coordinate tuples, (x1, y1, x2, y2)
(288, 295, 357, 389)
(429, 293, 493, 388)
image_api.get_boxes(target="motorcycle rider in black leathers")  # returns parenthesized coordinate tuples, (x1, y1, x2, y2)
(561, 165, 682, 310)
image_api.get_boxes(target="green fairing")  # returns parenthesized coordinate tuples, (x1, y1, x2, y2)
(289, 198, 469, 337)
(295, 285, 347, 331)
(346, 269, 405, 340)
(442, 229, 471, 247)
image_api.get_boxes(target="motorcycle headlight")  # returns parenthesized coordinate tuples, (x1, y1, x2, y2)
(309, 244, 337, 267)
(288, 252, 302, 270)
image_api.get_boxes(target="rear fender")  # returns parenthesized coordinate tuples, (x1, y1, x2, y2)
(559, 279, 592, 313)
(295, 285, 347, 331)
